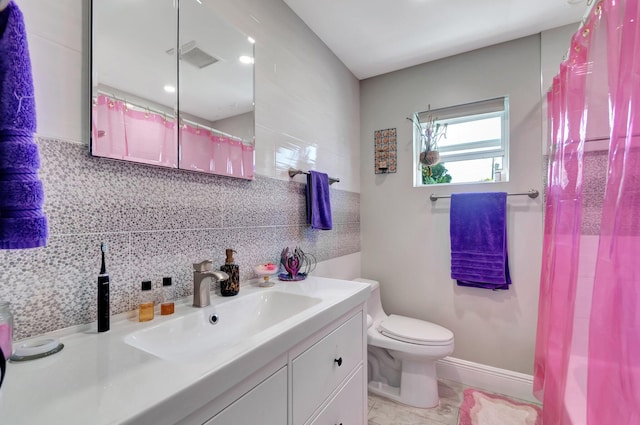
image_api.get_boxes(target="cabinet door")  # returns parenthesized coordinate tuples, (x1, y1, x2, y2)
(293, 312, 363, 425)
(204, 367, 287, 425)
(310, 367, 364, 425)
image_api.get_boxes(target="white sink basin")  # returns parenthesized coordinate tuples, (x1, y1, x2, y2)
(124, 290, 322, 361)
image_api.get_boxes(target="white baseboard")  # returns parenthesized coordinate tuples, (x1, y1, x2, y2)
(436, 357, 538, 404)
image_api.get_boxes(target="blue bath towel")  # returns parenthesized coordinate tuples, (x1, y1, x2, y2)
(306, 171, 332, 230)
(0, 2, 48, 249)
(449, 192, 511, 290)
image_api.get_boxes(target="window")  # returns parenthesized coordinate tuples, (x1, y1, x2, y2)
(414, 97, 509, 186)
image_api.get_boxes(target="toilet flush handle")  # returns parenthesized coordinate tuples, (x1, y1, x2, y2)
(334, 357, 342, 367)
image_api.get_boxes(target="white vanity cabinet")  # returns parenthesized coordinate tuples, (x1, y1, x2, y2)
(292, 311, 364, 425)
(0, 278, 370, 425)
(191, 307, 366, 425)
(309, 367, 364, 425)
(204, 367, 288, 425)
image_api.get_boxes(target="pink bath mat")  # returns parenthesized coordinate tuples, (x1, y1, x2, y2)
(458, 388, 542, 425)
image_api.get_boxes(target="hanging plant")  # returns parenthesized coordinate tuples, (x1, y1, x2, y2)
(407, 106, 448, 170)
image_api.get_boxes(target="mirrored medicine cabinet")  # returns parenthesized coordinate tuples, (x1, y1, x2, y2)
(90, 0, 255, 179)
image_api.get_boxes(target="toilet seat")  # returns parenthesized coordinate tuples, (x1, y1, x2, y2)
(378, 314, 454, 346)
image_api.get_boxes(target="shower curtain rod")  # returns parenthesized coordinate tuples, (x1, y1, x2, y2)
(429, 189, 539, 202)
(561, 0, 598, 61)
(95, 90, 175, 118)
(580, 0, 598, 27)
(94, 90, 248, 143)
(181, 117, 246, 143)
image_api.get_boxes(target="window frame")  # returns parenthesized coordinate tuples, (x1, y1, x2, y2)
(413, 97, 510, 186)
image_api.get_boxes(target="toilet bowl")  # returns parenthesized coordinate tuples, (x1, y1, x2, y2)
(354, 278, 454, 408)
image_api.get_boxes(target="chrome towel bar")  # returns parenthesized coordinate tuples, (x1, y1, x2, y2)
(288, 168, 340, 185)
(430, 189, 539, 202)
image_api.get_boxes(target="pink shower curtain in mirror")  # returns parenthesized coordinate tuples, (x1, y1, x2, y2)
(535, 1, 640, 423)
(124, 108, 177, 168)
(92, 95, 127, 159)
(92, 95, 177, 167)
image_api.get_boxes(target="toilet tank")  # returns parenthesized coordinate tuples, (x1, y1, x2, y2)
(353, 278, 386, 325)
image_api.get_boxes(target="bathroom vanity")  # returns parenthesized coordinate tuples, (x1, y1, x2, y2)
(0, 277, 369, 425)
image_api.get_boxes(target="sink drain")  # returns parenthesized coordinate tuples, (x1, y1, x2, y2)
(209, 313, 219, 325)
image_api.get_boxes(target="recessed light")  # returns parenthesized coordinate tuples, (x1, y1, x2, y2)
(164, 85, 176, 93)
(239, 56, 254, 64)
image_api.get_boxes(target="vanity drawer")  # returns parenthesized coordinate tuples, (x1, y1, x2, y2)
(203, 367, 287, 425)
(309, 367, 364, 425)
(292, 312, 363, 425)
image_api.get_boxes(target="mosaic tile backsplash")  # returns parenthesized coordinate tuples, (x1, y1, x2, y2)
(543, 150, 609, 235)
(0, 138, 360, 339)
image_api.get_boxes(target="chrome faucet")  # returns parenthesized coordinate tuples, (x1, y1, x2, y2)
(193, 261, 229, 307)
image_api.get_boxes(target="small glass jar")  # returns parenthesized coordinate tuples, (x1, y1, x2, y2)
(139, 281, 154, 322)
(0, 301, 14, 360)
(160, 277, 174, 316)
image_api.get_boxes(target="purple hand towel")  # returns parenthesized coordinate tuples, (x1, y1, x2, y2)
(0, 2, 48, 249)
(0, 2, 36, 132)
(449, 192, 511, 290)
(306, 171, 332, 230)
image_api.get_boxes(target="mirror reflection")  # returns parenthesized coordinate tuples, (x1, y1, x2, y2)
(178, 0, 255, 178)
(91, 0, 255, 179)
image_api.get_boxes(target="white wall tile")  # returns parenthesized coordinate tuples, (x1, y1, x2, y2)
(29, 34, 85, 141)
(19, 0, 84, 52)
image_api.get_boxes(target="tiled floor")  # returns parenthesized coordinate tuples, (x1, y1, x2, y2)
(366, 379, 468, 425)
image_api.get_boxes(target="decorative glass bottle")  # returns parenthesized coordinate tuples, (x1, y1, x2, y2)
(138, 281, 155, 322)
(0, 301, 14, 360)
(160, 277, 175, 315)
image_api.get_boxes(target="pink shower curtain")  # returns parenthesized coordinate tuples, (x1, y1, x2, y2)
(535, 1, 640, 423)
(92, 95, 177, 167)
(124, 108, 177, 168)
(180, 124, 214, 172)
(92, 95, 255, 180)
(92, 95, 127, 159)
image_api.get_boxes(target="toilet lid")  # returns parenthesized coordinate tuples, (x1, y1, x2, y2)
(378, 315, 454, 346)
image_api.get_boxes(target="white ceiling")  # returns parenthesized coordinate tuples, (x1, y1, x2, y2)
(283, 0, 588, 80)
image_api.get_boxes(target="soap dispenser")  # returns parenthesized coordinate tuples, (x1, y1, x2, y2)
(220, 249, 240, 296)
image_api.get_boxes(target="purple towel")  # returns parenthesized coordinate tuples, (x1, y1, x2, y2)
(0, 3, 36, 132)
(0, 2, 48, 249)
(306, 171, 332, 230)
(450, 192, 511, 290)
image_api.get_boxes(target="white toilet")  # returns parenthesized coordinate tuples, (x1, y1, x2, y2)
(355, 278, 454, 408)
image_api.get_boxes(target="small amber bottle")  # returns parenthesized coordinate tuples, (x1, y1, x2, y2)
(160, 277, 174, 316)
(139, 280, 154, 322)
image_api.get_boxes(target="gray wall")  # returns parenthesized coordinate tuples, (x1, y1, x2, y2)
(360, 35, 545, 374)
(0, 0, 361, 340)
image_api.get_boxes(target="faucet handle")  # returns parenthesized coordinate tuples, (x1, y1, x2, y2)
(193, 260, 213, 272)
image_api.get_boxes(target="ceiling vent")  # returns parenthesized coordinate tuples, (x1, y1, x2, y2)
(166, 41, 219, 69)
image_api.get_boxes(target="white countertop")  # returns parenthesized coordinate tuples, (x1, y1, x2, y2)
(0, 276, 369, 425)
